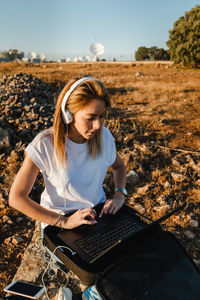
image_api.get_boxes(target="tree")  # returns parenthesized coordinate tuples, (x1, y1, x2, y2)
(135, 46, 170, 61)
(135, 47, 150, 60)
(166, 5, 200, 66)
(1, 49, 24, 61)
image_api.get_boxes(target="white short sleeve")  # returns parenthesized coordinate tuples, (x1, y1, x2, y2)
(102, 127, 116, 166)
(25, 131, 51, 174)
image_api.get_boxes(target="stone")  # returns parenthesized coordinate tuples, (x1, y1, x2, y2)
(156, 195, 167, 206)
(153, 204, 170, 213)
(171, 172, 186, 182)
(171, 158, 180, 167)
(135, 72, 144, 77)
(164, 181, 170, 188)
(0, 127, 11, 153)
(133, 203, 146, 215)
(126, 170, 139, 185)
(2, 215, 13, 224)
(136, 185, 149, 194)
(185, 230, 195, 239)
(190, 219, 198, 227)
(12, 235, 24, 244)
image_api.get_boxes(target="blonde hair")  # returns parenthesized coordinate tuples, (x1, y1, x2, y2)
(53, 76, 110, 165)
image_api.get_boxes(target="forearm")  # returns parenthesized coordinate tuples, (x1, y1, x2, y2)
(9, 193, 61, 226)
(112, 163, 126, 189)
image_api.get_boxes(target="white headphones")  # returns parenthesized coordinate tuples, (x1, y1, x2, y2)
(61, 76, 97, 124)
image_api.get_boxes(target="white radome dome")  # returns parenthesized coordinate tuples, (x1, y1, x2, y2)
(90, 43, 104, 56)
(83, 55, 91, 62)
(38, 53, 45, 61)
(27, 51, 37, 60)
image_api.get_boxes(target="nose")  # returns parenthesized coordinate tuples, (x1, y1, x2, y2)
(93, 118, 101, 130)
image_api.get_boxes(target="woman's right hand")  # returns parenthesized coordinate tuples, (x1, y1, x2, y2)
(62, 208, 97, 229)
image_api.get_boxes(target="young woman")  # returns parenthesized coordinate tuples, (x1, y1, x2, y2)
(9, 76, 127, 299)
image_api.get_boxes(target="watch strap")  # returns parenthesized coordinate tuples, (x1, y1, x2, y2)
(115, 187, 127, 196)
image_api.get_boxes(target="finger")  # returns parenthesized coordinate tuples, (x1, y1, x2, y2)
(107, 204, 116, 215)
(99, 208, 104, 218)
(82, 219, 97, 225)
(103, 202, 112, 215)
(99, 205, 108, 218)
(81, 210, 96, 221)
(99, 200, 112, 218)
(112, 206, 120, 215)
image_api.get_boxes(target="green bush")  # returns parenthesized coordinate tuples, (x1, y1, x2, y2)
(135, 46, 170, 61)
(166, 5, 200, 66)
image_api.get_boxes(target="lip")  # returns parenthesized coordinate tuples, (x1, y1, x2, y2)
(87, 131, 96, 135)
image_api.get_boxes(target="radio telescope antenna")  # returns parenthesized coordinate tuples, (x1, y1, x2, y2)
(27, 51, 37, 62)
(38, 53, 46, 62)
(90, 43, 104, 61)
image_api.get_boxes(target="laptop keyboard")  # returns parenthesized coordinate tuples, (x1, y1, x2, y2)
(75, 218, 143, 261)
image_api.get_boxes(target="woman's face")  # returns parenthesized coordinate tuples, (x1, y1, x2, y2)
(68, 98, 106, 143)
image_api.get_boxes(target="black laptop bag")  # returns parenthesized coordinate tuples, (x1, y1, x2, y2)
(43, 210, 200, 299)
(95, 230, 200, 300)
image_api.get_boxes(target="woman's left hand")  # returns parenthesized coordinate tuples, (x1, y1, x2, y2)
(99, 194, 125, 218)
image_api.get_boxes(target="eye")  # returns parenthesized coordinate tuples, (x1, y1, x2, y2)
(87, 117, 95, 121)
(100, 112, 106, 119)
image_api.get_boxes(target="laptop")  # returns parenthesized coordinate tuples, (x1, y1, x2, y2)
(57, 203, 185, 264)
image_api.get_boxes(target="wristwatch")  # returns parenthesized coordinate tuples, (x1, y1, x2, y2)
(115, 187, 128, 196)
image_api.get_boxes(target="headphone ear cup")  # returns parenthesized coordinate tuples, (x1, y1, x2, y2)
(62, 110, 73, 124)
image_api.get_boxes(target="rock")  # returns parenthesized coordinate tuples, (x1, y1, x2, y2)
(185, 230, 195, 239)
(0, 193, 7, 209)
(164, 181, 170, 188)
(0, 73, 58, 148)
(0, 127, 11, 153)
(126, 170, 139, 185)
(133, 203, 146, 215)
(135, 72, 144, 77)
(2, 224, 10, 232)
(171, 172, 186, 182)
(16, 217, 24, 223)
(2, 215, 13, 224)
(186, 155, 196, 169)
(12, 235, 24, 244)
(4, 237, 12, 244)
(190, 219, 198, 227)
(171, 158, 180, 167)
(153, 204, 170, 213)
(156, 195, 167, 206)
(136, 184, 149, 194)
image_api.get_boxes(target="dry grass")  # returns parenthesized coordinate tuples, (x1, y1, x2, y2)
(1, 60, 200, 149)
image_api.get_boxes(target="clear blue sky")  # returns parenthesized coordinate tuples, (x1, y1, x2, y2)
(0, 0, 199, 61)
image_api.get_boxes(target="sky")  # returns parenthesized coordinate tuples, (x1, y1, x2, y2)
(0, 0, 199, 61)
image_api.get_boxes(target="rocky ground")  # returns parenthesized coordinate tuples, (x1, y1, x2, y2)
(0, 62, 200, 298)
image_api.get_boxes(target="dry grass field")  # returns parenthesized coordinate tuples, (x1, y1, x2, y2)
(1, 61, 200, 297)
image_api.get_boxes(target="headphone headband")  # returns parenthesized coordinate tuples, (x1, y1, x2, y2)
(61, 76, 97, 120)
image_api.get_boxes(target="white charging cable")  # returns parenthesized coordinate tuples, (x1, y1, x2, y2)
(41, 245, 76, 300)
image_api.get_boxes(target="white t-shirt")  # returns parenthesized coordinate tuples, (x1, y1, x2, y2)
(25, 126, 116, 219)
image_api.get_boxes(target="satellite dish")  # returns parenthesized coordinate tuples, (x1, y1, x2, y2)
(65, 57, 71, 62)
(38, 53, 45, 62)
(27, 51, 37, 62)
(83, 55, 91, 62)
(90, 43, 104, 61)
(73, 57, 78, 62)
